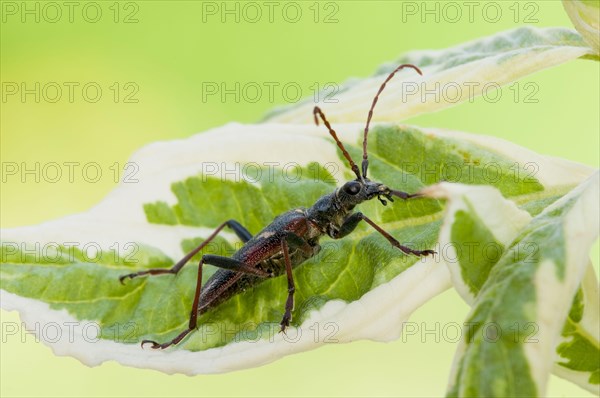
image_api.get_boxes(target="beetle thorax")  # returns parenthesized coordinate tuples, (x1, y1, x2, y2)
(306, 179, 391, 234)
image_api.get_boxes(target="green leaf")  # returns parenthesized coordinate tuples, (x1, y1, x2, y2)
(265, 27, 596, 124)
(1, 121, 594, 375)
(429, 173, 599, 396)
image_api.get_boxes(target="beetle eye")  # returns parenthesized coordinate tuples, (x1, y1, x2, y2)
(343, 181, 361, 195)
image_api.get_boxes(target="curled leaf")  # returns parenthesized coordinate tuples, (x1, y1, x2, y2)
(428, 173, 599, 396)
(563, 0, 600, 54)
(265, 27, 595, 124)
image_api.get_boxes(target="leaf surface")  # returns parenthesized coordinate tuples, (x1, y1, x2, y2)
(1, 122, 594, 375)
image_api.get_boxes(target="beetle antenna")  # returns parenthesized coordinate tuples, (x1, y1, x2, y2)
(361, 64, 423, 179)
(313, 106, 361, 180)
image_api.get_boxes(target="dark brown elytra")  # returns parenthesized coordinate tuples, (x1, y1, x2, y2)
(119, 64, 435, 350)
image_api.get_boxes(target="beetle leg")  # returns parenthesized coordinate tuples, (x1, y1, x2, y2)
(227, 219, 253, 243)
(142, 253, 270, 350)
(119, 219, 253, 284)
(389, 190, 423, 200)
(331, 212, 363, 239)
(142, 254, 207, 350)
(353, 212, 435, 257)
(279, 238, 295, 334)
(199, 255, 271, 277)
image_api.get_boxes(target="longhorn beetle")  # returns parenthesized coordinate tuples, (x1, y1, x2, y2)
(119, 64, 435, 349)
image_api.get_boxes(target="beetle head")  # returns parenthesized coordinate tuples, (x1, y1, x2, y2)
(336, 178, 397, 207)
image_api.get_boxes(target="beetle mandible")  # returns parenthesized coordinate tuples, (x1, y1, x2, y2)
(119, 63, 435, 349)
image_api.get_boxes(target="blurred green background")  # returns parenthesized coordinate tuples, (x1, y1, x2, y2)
(1, 1, 598, 396)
